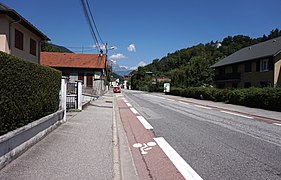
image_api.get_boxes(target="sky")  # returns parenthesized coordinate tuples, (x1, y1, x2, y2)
(1, 0, 281, 70)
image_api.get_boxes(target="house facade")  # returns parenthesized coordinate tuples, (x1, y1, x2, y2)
(211, 37, 281, 88)
(40, 52, 108, 95)
(0, 3, 49, 63)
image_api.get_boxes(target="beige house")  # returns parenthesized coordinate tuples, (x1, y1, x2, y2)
(211, 36, 281, 88)
(0, 3, 49, 63)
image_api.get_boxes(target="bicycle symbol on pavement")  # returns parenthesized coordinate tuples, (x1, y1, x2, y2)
(133, 141, 157, 155)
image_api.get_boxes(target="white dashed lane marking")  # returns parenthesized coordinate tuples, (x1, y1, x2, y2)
(154, 137, 203, 180)
(130, 108, 139, 114)
(179, 101, 190, 105)
(273, 123, 281, 126)
(194, 105, 212, 110)
(220, 110, 254, 119)
(136, 116, 153, 130)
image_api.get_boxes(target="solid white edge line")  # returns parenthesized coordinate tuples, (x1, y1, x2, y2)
(124, 99, 128, 103)
(194, 105, 212, 110)
(136, 116, 153, 130)
(153, 137, 203, 180)
(273, 123, 281, 126)
(126, 103, 132, 107)
(220, 110, 254, 119)
(130, 108, 139, 114)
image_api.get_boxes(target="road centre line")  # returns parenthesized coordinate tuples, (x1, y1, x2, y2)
(273, 123, 281, 126)
(126, 103, 132, 107)
(194, 105, 212, 110)
(220, 110, 254, 119)
(130, 108, 139, 114)
(136, 116, 153, 130)
(154, 137, 203, 180)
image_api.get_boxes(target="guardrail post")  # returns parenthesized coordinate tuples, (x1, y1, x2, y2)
(76, 80, 83, 110)
(61, 76, 68, 122)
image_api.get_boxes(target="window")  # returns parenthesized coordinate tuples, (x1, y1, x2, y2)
(244, 82, 251, 88)
(216, 83, 225, 89)
(232, 83, 238, 89)
(245, 62, 252, 72)
(30, 38, 37, 56)
(15, 29, 23, 50)
(232, 65, 238, 73)
(260, 81, 268, 88)
(78, 73, 84, 84)
(260, 59, 268, 72)
(219, 67, 225, 75)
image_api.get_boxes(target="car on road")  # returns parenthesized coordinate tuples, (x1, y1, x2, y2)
(113, 86, 121, 93)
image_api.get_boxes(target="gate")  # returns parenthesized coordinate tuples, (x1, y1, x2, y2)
(66, 82, 78, 110)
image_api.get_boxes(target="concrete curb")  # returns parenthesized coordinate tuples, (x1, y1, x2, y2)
(113, 95, 122, 180)
(82, 100, 91, 109)
(113, 94, 139, 180)
(0, 110, 64, 170)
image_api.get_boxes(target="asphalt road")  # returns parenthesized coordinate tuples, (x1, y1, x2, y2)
(123, 90, 281, 180)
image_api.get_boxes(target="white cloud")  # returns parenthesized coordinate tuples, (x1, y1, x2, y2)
(127, 44, 136, 52)
(92, 44, 117, 51)
(130, 61, 147, 70)
(109, 53, 127, 60)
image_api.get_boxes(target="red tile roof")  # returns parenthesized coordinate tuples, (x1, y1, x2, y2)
(40, 52, 107, 69)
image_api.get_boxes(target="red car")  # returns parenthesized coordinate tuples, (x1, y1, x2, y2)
(113, 86, 121, 93)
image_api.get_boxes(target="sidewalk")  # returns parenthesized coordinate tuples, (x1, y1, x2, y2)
(0, 93, 115, 179)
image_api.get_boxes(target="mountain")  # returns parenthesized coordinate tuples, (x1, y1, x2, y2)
(110, 60, 132, 76)
(130, 28, 281, 90)
(41, 42, 72, 53)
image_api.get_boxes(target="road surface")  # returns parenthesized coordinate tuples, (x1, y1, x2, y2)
(120, 90, 281, 180)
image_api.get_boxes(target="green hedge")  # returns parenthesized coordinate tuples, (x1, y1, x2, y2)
(0, 52, 61, 135)
(170, 87, 281, 112)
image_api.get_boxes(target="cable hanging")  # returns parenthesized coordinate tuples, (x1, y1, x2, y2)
(80, 0, 104, 53)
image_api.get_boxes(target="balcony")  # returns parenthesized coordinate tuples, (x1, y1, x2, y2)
(214, 73, 241, 82)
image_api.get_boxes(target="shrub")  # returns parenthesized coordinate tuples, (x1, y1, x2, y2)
(0, 52, 61, 135)
(170, 85, 281, 112)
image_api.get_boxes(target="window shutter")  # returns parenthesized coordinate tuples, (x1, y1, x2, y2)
(256, 60, 260, 72)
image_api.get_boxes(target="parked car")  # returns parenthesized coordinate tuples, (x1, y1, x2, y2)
(113, 86, 121, 93)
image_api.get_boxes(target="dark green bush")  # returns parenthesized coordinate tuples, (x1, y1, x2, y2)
(0, 52, 61, 135)
(170, 86, 281, 112)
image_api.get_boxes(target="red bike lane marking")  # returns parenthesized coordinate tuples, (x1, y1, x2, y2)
(117, 99, 184, 180)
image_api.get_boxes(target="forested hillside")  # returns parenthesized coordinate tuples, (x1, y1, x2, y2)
(41, 42, 72, 53)
(130, 29, 281, 90)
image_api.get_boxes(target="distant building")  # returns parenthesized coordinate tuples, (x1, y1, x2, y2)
(211, 37, 281, 88)
(41, 52, 108, 95)
(215, 42, 222, 49)
(123, 75, 129, 89)
(0, 3, 49, 63)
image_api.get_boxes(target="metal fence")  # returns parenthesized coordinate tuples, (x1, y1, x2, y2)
(66, 83, 78, 110)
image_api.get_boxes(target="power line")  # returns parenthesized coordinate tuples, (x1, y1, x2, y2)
(80, 0, 102, 52)
(85, 0, 104, 45)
